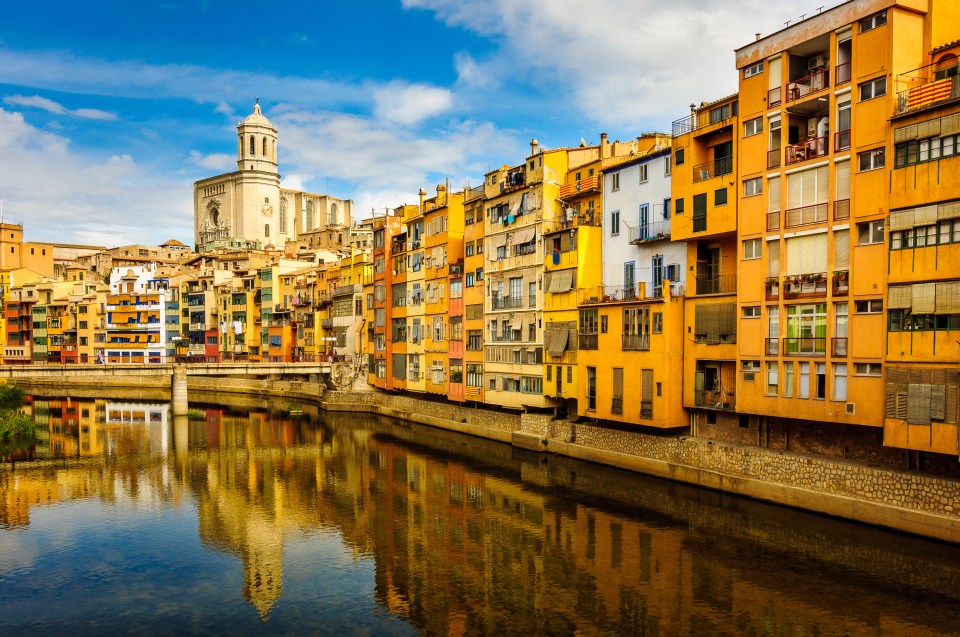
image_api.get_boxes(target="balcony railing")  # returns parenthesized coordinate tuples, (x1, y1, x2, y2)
(629, 220, 671, 244)
(694, 389, 735, 410)
(692, 156, 733, 183)
(894, 60, 960, 116)
(835, 62, 851, 86)
(768, 87, 782, 107)
(834, 129, 851, 151)
(767, 148, 781, 169)
(785, 203, 828, 228)
(765, 280, 779, 300)
(765, 338, 779, 356)
(611, 397, 623, 415)
(832, 337, 848, 357)
(641, 400, 653, 419)
(767, 210, 781, 231)
(783, 273, 828, 297)
(785, 136, 828, 165)
(834, 199, 850, 221)
(695, 273, 737, 295)
(786, 68, 830, 102)
(491, 296, 523, 310)
(832, 271, 849, 296)
(783, 337, 827, 356)
(579, 334, 598, 350)
(622, 333, 650, 351)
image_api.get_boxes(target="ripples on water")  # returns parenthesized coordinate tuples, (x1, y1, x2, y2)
(1, 396, 959, 636)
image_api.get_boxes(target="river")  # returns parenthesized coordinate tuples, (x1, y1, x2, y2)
(2, 395, 960, 636)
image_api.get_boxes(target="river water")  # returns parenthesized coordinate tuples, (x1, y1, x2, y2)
(2, 396, 960, 636)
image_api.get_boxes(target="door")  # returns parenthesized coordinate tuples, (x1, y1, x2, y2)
(624, 262, 636, 298)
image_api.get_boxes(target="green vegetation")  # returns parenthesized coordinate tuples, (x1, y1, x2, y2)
(0, 380, 37, 456)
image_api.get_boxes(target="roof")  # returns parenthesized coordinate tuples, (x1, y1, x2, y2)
(162, 239, 189, 247)
(241, 101, 274, 128)
(932, 39, 960, 55)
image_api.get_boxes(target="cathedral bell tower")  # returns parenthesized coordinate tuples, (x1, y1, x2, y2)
(237, 99, 279, 175)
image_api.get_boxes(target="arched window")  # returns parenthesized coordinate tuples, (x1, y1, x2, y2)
(306, 201, 314, 231)
(250, 135, 256, 155)
(329, 202, 338, 226)
(263, 137, 268, 156)
(265, 223, 270, 238)
(279, 198, 287, 233)
(934, 53, 958, 80)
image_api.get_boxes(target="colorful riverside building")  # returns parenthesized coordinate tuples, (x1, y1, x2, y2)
(461, 185, 486, 403)
(369, 212, 403, 386)
(728, 0, 960, 462)
(576, 138, 688, 428)
(104, 266, 175, 364)
(671, 92, 741, 434)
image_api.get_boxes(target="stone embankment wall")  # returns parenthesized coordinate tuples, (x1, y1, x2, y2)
(324, 390, 960, 543)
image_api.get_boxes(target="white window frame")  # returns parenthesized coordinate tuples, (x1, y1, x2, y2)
(611, 210, 620, 236)
(744, 61, 764, 78)
(854, 299, 883, 313)
(744, 177, 762, 197)
(833, 363, 848, 401)
(742, 305, 761, 318)
(611, 172, 620, 191)
(859, 76, 886, 101)
(860, 11, 887, 32)
(857, 220, 884, 245)
(639, 164, 648, 183)
(858, 147, 885, 171)
(854, 362, 882, 376)
(743, 117, 763, 137)
(766, 362, 779, 396)
(743, 238, 762, 260)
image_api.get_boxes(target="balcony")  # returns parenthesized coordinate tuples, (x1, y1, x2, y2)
(671, 101, 737, 137)
(786, 68, 830, 103)
(692, 156, 733, 183)
(579, 334, 598, 350)
(491, 296, 523, 310)
(611, 397, 623, 415)
(831, 337, 848, 357)
(832, 271, 849, 296)
(558, 174, 600, 199)
(767, 210, 781, 231)
(785, 203, 828, 228)
(834, 199, 850, 221)
(629, 221, 671, 244)
(502, 169, 526, 193)
(894, 59, 960, 116)
(622, 333, 650, 351)
(694, 389, 735, 410)
(835, 62, 851, 86)
(785, 136, 828, 165)
(768, 87, 782, 107)
(765, 279, 779, 300)
(767, 148, 781, 169)
(765, 338, 779, 356)
(834, 129, 851, 152)
(695, 273, 736, 296)
(783, 273, 827, 298)
(782, 337, 827, 356)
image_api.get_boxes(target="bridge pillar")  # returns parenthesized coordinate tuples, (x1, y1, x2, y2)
(172, 364, 189, 416)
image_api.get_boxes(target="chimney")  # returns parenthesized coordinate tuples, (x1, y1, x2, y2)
(600, 132, 610, 159)
(755, 33, 761, 41)
(418, 188, 426, 214)
(530, 138, 539, 156)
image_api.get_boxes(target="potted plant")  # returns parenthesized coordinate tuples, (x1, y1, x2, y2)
(833, 270, 849, 281)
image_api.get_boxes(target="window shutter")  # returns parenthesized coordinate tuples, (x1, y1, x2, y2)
(931, 384, 946, 421)
(786, 237, 801, 275)
(835, 161, 850, 200)
(834, 229, 849, 270)
(939, 201, 960, 221)
(936, 282, 960, 313)
(768, 176, 781, 212)
(787, 173, 802, 209)
(894, 123, 918, 143)
(889, 209, 915, 231)
(888, 285, 913, 309)
(916, 118, 941, 139)
(940, 113, 960, 136)
(815, 166, 828, 203)
(642, 369, 654, 401)
(912, 282, 937, 314)
(768, 56, 781, 89)
(906, 383, 931, 425)
(768, 240, 780, 277)
(801, 171, 816, 206)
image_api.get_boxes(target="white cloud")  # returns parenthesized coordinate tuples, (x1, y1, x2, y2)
(372, 81, 454, 125)
(188, 150, 234, 171)
(406, 0, 839, 128)
(0, 107, 193, 246)
(280, 174, 307, 191)
(2, 94, 116, 120)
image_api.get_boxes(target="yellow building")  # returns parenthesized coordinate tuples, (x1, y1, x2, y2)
(670, 93, 740, 435)
(402, 198, 427, 392)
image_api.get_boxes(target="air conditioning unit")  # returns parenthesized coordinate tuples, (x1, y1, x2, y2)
(808, 55, 827, 71)
(845, 402, 856, 415)
(743, 372, 755, 382)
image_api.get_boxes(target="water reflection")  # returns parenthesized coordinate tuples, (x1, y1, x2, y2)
(2, 396, 960, 635)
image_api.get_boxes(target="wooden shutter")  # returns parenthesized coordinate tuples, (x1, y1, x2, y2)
(931, 384, 946, 421)
(888, 285, 913, 309)
(786, 237, 801, 275)
(915, 205, 938, 226)
(936, 282, 960, 313)
(815, 166, 829, 203)
(801, 169, 817, 206)
(940, 200, 960, 221)
(642, 369, 653, 401)
(768, 176, 781, 212)
(889, 208, 915, 231)
(940, 113, 960, 136)
(835, 161, 850, 200)
(912, 282, 937, 314)
(787, 173, 802, 209)
(768, 240, 780, 277)
(907, 384, 931, 425)
(834, 229, 850, 270)
(894, 123, 919, 142)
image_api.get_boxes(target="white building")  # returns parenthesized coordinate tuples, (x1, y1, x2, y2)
(105, 264, 174, 364)
(602, 149, 686, 299)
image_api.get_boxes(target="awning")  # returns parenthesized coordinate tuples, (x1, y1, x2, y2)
(512, 225, 536, 244)
(548, 324, 569, 356)
(555, 268, 574, 292)
(510, 315, 523, 330)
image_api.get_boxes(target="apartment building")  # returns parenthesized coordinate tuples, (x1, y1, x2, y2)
(462, 186, 486, 403)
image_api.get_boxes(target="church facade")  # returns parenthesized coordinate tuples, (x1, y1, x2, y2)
(193, 101, 353, 252)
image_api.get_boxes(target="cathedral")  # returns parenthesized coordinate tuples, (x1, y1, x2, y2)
(193, 101, 353, 252)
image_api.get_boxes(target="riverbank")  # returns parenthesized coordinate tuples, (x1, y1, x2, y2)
(15, 375, 960, 543)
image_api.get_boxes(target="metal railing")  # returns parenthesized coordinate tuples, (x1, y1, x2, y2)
(782, 337, 827, 356)
(641, 400, 653, 419)
(579, 334, 598, 350)
(785, 203, 828, 228)
(786, 68, 830, 102)
(834, 199, 850, 221)
(894, 61, 960, 115)
(783, 274, 828, 297)
(622, 333, 650, 351)
(767, 148, 781, 169)
(611, 397, 623, 415)
(785, 136, 828, 165)
(694, 389, 735, 409)
(767, 210, 781, 231)
(628, 220, 671, 243)
(491, 296, 523, 310)
(768, 87, 782, 107)
(835, 62, 851, 86)
(692, 156, 734, 183)
(832, 337, 848, 357)
(695, 273, 737, 295)
(765, 338, 779, 356)
(835, 129, 851, 151)
(833, 271, 849, 296)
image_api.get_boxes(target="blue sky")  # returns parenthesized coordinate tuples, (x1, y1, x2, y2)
(0, 0, 836, 247)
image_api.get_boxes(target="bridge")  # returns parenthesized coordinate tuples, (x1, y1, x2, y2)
(0, 362, 339, 415)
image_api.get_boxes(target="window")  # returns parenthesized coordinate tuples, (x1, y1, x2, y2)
(715, 188, 727, 206)
(744, 61, 764, 78)
(858, 148, 885, 171)
(766, 362, 778, 395)
(476, 240, 483, 253)
(664, 156, 671, 176)
(676, 148, 685, 166)
(742, 360, 761, 372)
(744, 117, 763, 137)
(783, 362, 794, 397)
(600, 315, 608, 334)
(894, 134, 959, 168)
(466, 243, 474, 256)
(465, 273, 475, 287)
(855, 299, 882, 313)
(857, 220, 884, 245)
(833, 364, 848, 401)
(743, 238, 761, 260)
(860, 11, 886, 32)
(815, 363, 827, 399)
(652, 312, 662, 333)
(742, 306, 761, 318)
(743, 177, 762, 197)
(859, 76, 886, 101)
(854, 362, 882, 376)
(466, 364, 482, 387)
(799, 362, 810, 398)
(611, 173, 620, 191)
(610, 210, 620, 236)
(675, 198, 684, 215)
(639, 164, 648, 183)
